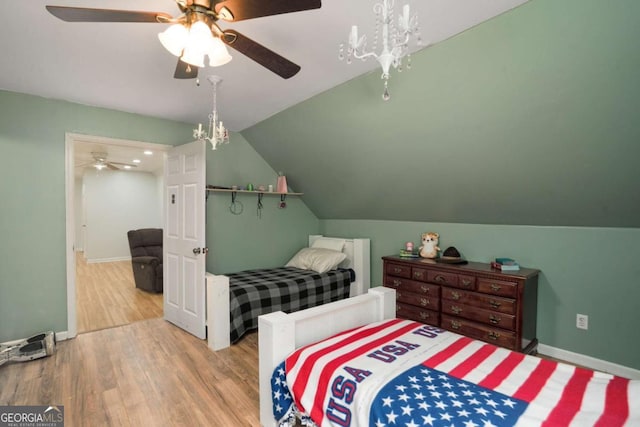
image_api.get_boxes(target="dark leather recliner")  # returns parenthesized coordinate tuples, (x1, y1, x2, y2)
(127, 228, 163, 293)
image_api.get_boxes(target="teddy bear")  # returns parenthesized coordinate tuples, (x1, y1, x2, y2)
(419, 232, 441, 259)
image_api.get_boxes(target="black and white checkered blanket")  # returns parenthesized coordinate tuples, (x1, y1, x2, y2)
(227, 267, 354, 343)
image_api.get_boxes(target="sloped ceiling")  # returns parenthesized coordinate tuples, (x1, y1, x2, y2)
(242, 0, 640, 227)
(0, 0, 527, 132)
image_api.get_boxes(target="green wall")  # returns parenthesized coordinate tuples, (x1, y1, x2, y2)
(243, 0, 640, 227)
(322, 220, 640, 370)
(0, 90, 319, 343)
(205, 133, 319, 274)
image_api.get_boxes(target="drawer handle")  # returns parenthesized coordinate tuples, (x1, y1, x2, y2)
(419, 312, 430, 320)
(461, 279, 472, 288)
(393, 279, 402, 286)
(397, 291, 402, 298)
(420, 298, 429, 307)
(420, 285, 428, 293)
(434, 275, 447, 283)
(489, 299, 501, 309)
(451, 291, 460, 300)
(394, 267, 403, 273)
(413, 272, 424, 279)
(490, 284, 502, 292)
(488, 331, 501, 341)
(450, 320, 461, 330)
(451, 305, 462, 314)
(489, 314, 501, 324)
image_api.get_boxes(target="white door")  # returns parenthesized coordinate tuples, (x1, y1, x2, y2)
(164, 140, 207, 339)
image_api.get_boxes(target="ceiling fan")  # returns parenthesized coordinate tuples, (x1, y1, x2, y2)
(77, 152, 138, 171)
(46, 0, 321, 80)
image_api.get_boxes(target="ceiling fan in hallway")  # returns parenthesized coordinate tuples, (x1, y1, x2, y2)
(46, 0, 321, 80)
(77, 152, 138, 171)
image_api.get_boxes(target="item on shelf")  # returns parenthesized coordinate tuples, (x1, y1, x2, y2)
(399, 249, 419, 258)
(258, 185, 266, 192)
(491, 260, 520, 271)
(276, 172, 288, 193)
(419, 232, 440, 259)
(435, 246, 467, 264)
(268, 184, 274, 192)
(495, 257, 517, 265)
(405, 241, 414, 251)
(247, 183, 254, 191)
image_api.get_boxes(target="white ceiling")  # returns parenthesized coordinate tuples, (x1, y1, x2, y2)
(1, 0, 527, 135)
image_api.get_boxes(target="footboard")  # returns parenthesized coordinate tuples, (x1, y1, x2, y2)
(206, 273, 230, 351)
(258, 287, 396, 427)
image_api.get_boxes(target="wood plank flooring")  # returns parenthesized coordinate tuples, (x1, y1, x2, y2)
(0, 318, 260, 426)
(76, 255, 163, 333)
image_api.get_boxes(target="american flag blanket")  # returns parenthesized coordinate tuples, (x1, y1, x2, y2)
(272, 319, 639, 427)
(227, 267, 353, 343)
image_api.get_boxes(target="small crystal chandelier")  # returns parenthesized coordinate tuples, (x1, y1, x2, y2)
(194, 75, 229, 150)
(339, 0, 421, 100)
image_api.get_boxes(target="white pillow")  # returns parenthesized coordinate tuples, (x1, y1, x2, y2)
(310, 238, 346, 252)
(285, 248, 347, 274)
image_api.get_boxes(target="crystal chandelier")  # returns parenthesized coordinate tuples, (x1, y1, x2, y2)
(194, 75, 229, 150)
(339, 0, 421, 100)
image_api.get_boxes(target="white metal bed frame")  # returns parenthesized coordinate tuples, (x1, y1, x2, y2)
(206, 235, 371, 351)
(257, 286, 396, 427)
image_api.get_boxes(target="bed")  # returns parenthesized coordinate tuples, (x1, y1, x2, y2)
(206, 235, 370, 351)
(259, 288, 640, 427)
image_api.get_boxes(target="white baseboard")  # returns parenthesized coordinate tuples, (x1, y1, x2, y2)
(1, 330, 71, 347)
(538, 343, 640, 380)
(86, 256, 131, 264)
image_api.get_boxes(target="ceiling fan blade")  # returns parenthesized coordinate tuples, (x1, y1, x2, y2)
(46, 6, 171, 23)
(214, 0, 321, 22)
(222, 30, 300, 79)
(106, 163, 119, 171)
(174, 58, 199, 79)
(109, 162, 137, 167)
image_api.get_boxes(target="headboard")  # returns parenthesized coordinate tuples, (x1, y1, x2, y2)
(308, 235, 370, 297)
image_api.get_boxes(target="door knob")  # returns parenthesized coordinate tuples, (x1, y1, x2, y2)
(193, 248, 201, 255)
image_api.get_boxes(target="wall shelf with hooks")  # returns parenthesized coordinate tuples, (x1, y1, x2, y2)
(206, 187, 303, 216)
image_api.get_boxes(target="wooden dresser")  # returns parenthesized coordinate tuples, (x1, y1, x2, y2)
(382, 255, 539, 354)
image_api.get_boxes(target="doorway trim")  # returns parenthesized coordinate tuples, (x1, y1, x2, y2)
(65, 132, 171, 339)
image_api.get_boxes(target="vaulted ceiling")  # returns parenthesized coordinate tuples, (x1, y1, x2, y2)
(0, 0, 526, 131)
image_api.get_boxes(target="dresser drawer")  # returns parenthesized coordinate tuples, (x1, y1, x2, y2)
(384, 277, 439, 296)
(441, 302, 516, 330)
(386, 262, 411, 279)
(411, 267, 428, 282)
(441, 315, 517, 350)
(396, 289, 439, 311)
(397, 303, 439, 326)
(478, 278, 518, 298)
(442, 287, 515, 315)
(427, 270, 458, 287)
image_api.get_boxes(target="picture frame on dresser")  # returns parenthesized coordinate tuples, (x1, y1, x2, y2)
(382, 255, 539, 354)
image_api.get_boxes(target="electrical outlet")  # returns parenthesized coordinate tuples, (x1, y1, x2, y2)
(576, 313, 589, 330)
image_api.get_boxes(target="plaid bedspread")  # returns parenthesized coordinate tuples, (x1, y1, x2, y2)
(227, 267, 353, 343)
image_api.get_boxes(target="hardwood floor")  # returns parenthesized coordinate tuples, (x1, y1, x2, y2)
(76, 254, 163, 333)
(0, 318, 260, 426)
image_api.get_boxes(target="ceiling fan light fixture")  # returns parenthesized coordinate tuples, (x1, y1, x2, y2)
(207, 37, 232, 67)
(179, 21, 215, 67)
(181, 45, 206, 67)
(158, 23, 189, 57)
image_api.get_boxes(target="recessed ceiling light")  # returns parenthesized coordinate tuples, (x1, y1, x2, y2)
(143, 150, 153, 155)
(132, 159, 141, 164)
